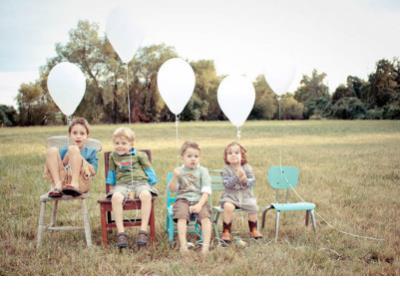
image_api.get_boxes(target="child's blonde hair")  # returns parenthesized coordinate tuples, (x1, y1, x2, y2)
(69, 117, 90, 135)
(180, 141, 200, 156)
(112, 127, 135, 143)
(224, 142, 248, 165)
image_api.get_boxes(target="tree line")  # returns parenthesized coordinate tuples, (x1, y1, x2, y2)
(1, 20, 399, 126)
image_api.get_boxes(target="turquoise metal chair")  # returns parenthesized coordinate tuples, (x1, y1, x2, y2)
(165, 172, 202, 246)
(261, 166, 316, 241)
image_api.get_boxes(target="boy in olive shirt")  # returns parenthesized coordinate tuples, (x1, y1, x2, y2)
(106, 127, 158, 248)
(169, 141, 212, 255)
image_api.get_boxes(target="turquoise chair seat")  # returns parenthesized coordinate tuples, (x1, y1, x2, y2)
(262, 166, 317, 241)
(272, 202, 315, 212)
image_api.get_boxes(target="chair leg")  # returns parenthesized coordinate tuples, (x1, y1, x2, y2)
(274, 211, 280, 242)
(261, 206, 273, 229)
(149, 204, 155, 242)
(305, 210, 310, 227)
(81, 199, 92, 247)
(212, 210, 221, 241)
(100, 204, 108, 248)
(50, 199, 59, 227)
(37, 201, 46, 249)
(167, 215, 175, 244)
(310, 210, 317, 233)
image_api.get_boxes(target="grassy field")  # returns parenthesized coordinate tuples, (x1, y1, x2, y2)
(0, 120, 399, 275)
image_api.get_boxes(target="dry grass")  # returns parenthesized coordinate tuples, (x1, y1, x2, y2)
(0, 120, 399, 275)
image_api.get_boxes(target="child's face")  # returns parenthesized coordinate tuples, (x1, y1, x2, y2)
(69, 124, 88, 148)
(113, 136, 132, 156)
(182, 147, 200, 169)
(226, 145, 242, 165)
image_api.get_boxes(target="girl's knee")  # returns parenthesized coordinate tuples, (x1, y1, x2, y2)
(68, 145, 80, 154)
(47, 147, 59, 156)
(223, 202, 235, 211)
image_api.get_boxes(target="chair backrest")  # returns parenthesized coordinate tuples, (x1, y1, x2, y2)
(104, 149, 152, 193)
(47, 135, 102, 152)
(209, 169, 224, 192)
(267, 166, 299, 203)
(268, 166, 299, 188)
(166, 172, 176, 209)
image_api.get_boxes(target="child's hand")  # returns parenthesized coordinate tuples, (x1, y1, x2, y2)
(189, 203, 202, 214)
(173, 167, 181, 178)
(236, 167, 247, 182)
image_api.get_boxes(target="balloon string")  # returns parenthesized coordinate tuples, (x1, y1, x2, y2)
(175, 114, 180, 166)
(126, 65, 131, 124)
(236, 127, 241, 140)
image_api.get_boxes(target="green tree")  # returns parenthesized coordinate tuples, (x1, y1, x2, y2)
(366, 58, 399, 108)
(16, 81, 58, 125)
(280, 94, 304, 120)
(0, 105, 18, 126)
(294, 69, 330, 103)
(330, 97, 367, 119)
(249, 75, 277, 120)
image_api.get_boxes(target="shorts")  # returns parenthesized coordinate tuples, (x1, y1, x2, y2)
(44, 158, 92, 193)
(173, 199, 211, 223)
(107, 182, 158, 203)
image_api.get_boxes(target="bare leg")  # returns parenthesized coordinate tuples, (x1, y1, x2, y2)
(111, 192, 125, 233)
(200, 218, 212, 254)
(139, 190, 152, 232)
(222, 202, 235, 241)
(67, 145, 83, 189)
(177, 219, 188, 253)
(46, 147, 63, 190)
(222, 202, 235, 224)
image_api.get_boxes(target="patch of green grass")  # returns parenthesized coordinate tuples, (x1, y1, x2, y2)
(0, 120, 399, 275)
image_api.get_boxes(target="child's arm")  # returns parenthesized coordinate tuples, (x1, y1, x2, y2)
(138, 152, 158, 185)
(105, 153, 117, 189)
(168, 167, 181, 192)
(190, 192, 209, 213)
(86, 148, 99, 175)
(243, 164, 256, 188)
(221, 167, 240, 189)
(190, 167, 212, 213)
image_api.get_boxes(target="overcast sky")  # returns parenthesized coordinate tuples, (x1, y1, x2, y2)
(0, 0, 399, 107)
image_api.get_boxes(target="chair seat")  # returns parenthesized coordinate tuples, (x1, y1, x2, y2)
(40, 193, 89, 202)
(271, 202, 315, 212)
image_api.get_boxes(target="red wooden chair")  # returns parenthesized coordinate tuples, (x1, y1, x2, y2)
(97, 150, 156, 248)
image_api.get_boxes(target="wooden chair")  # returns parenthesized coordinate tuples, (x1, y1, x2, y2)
(36, 136, 102, 248)
(97, 150, 156, 248)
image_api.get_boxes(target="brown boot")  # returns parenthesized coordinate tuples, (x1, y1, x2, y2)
(248, 221, 263, 239)
(221, 221, 232, 244)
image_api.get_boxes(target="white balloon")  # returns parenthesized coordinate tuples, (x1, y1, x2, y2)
(106, 6, 145, 63)
(264, 59, 296, 95)
(217, 75, 255, 128)
(47, 62, 86, 117)
(157, 58, 196, 115)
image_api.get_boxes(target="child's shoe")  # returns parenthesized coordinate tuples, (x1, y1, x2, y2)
(136, 230, 148, 247)
(116, 232, 128, 248)
(248, 220, 263, 239)
(221, 221, 232, 244)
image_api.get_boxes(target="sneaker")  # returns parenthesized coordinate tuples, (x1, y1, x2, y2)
(116, 232, 128, 249)
(136, 230, 148, 247)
